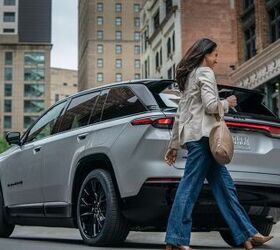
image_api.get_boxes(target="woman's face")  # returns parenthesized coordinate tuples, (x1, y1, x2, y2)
(204, 47, 218, 69)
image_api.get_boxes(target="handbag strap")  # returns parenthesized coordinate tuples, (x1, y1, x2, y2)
(218, 101, 224, 121)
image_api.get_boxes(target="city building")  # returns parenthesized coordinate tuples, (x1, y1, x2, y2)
(230, 0, 280, 117)
(78, 0, 144, 91)
(0, 0, 52, 134)
(140, 0, 237, 84)
(50, 67, 78, 105)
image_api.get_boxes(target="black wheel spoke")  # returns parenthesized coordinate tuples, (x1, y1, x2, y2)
(79, 177, 107, 239)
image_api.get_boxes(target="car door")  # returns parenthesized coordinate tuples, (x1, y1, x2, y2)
(41, 90, 104, 215)
(2, 101, 66, 215)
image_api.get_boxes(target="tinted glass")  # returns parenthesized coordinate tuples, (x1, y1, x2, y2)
(89, 90, 108, 124)
(101, 87, 146, 121)
(59, 92, 100, 132)
(26, 102, 66, 142)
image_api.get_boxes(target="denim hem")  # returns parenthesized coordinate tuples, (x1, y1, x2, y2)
(233, 227, 258, 245)
(165, 235, 190, 246)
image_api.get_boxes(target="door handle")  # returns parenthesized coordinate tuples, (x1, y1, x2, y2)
(77, 133, 88, 140)
(33, 146, 42, 153)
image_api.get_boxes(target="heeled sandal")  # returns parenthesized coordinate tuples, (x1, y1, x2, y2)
(250, 235, 273, 246)
(165, 244, 193, 250)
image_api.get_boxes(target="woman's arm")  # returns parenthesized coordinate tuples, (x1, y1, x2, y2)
(198, 67, 229, 114)
(167, 100, 181, 150)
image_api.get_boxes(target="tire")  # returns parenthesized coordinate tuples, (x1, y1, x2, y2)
(76, 169, 129, 246)
(254, 222, 273, 236)
(219, 222, 273, 247)
(219, 230, 241, 247)
(0, 188, 14, 237)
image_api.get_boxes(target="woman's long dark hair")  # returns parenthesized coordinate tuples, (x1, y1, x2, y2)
(176, 38, 217, 92)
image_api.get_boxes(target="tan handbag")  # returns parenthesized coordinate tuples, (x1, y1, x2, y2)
(209, 101, 234, 165)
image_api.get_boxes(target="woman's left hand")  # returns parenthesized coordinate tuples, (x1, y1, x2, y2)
(164, 148, 177, 166)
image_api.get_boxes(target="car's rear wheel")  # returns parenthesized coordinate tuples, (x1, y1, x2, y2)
(76, 169, 129, 246)
(0, 188, 14, 237)
(219, 230, 241, 247)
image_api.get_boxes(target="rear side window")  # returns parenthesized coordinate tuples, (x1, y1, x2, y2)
(59, 91, 100, 132)
(101, 87, 146, 121)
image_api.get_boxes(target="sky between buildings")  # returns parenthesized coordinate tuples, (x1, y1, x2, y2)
(51, 0, 78, 70)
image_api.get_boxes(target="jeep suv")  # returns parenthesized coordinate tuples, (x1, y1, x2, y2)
(0, 80, 280, 247)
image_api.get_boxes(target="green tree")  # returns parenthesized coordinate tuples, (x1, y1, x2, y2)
(0, 136, 10, 154)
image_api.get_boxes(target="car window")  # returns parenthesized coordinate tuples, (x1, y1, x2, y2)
(59, 91, 100, 132)
(26, 101, 66, 143)
(89, 90, 108, 124)
(101, 86, 147, 121)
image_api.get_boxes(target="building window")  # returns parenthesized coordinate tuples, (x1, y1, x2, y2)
(160, 47, 163, 65)
(115, 31, 122, 40)
(244, 0, 254, 12)
(153, 9, 160, 31)
(4, 68, 12, 81)
(115, 73, 122, 82)
(4, 0, 16, 5)
(244, 24, 256, 60)
(115, 3, 122, 12)
(97, 30, 103, 40)
(143, 27, 149, 51)
(55, 94, 59, 102)
(134, 74, 140, 80)
(4, 100, 12, 113)
(134, 32, 140, 41)
(155, 52, 160, 71)
(115, 44, 122, 54)
(134, 45, 140, 55)
(268, 2, 280, 43)
(167, 37, 172, 58)
(97, 16, 103, 25)
(24, 52, 45, 66)
(24, 100, 45, 113)
(134, 17, 140, 28)
(4, 84, 12, 97)
(24, 68, 45, 82)
(134, 4, 140, 13)
(97, 73, 103, 82)
(115, 17, 122, 26)
(24, 84, 45, 97)
(3, 12, 15, 22)
(166, 0, 173, 16)
(97, 2, 103, 12)
(167, 67, 173, 79)
(4, 116, 11, 129)
(172, 32, 175, 52)
(97, 58, 103, 68)
(4, 52, 13, 65)
(97, 44, 103, 53)
(3, 28, 14, 33)
(115, 59, 122, 68)
(134, 59, 140, 69)
(173, 64, 176, 79)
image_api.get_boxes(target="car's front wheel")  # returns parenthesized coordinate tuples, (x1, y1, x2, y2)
(0, 188, 14, 237)
(76, 169, 129, 246)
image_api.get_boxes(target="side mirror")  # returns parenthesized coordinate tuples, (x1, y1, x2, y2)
(6, 132, 21, 145)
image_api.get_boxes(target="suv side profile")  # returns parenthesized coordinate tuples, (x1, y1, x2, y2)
(0, 80, 280, 247)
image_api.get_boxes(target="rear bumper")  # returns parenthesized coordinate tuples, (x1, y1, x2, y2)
(122, 182, 280, 231)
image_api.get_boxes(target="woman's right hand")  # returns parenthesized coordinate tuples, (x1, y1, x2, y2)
(164, 148, 177, 166)
(226, 95, 237, 108)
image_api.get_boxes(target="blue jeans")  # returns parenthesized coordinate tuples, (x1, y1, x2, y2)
(165, 137, 257, 246)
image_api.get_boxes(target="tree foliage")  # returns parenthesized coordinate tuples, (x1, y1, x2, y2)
(0, 136, 10, 154)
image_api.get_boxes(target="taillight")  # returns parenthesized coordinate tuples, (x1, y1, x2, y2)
(131, 117, 174, 129)
(226, 121, 280, 138)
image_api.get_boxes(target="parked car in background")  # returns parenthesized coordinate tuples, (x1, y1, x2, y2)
(0, 79, 280, 247)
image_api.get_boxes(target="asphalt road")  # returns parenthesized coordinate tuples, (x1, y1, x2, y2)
(0, 223, 279, 250)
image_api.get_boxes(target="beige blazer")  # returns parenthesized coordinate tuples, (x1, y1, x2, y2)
(168, 66, 229, 150)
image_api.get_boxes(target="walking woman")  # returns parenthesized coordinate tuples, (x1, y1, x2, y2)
(164, 38, 273, 250)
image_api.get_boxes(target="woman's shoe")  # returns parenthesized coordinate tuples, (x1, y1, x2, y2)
(244, 240, 253, 250)
(251, 234, 273, 246)
(165, 244, 193, 250)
